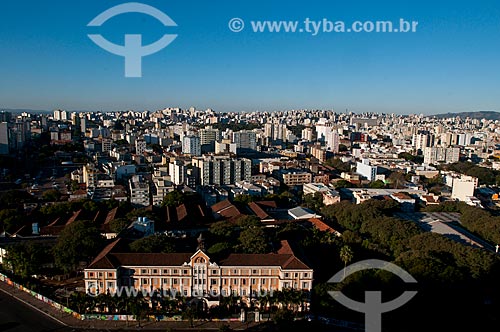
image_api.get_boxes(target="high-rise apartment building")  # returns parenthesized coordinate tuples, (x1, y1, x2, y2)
(192, 155, 251, 186)
(232, 130, 257, 151)
(182, 135, 201, 156)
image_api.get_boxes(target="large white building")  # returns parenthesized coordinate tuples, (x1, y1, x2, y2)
(215, 140, 237, 154)
(356, 159, 377, 182)
(301, 127, 314, 142)
(325, 129, 339, 153)
(451, 175, 478, 201)
(169, 159, 186, 186)
(412, 132, 435, 151)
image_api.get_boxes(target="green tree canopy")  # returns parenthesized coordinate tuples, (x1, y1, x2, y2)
(0, 209, 25, 233)
(109, 217, 130, 234)
(236, 215, 261, 229)
(207, 242, 232, 257)
(129, 234, 175, 253)
(5, 242, 52, 278)
(42, 189, 61, 202)
(238, 226, 268, 254)
(209, 220, 236, 239)
(53, 220, 105, 272)
(161, 191, 185, 207)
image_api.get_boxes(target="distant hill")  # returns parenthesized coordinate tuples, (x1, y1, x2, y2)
(433, 111, 500, 121)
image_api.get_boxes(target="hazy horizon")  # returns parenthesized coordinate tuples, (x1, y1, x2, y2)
(1, 0, 499, 114)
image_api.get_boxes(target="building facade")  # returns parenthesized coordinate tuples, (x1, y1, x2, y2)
(129, 175, 150, 206)
(423, 147, 460, 165)
(85, 243, 313, 302)
(182, 135, 201, 156)
(192, 155, 252, 186)
(356, 159, 377, 182)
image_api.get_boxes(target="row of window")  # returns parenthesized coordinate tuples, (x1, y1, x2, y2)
(94, 281, 310, 293)
(87, 270, 310, 279)
(88, 272, 114, 278)
(136, 277, 309, 287)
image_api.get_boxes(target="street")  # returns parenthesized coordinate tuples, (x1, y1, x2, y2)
(0, 289, 68, 332)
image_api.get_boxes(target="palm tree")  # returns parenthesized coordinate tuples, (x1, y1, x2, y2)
(339, 245, 354, 279)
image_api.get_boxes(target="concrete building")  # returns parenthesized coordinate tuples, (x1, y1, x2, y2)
(279, 170, 313, 186)
(135, 139, 147, 155)
(310, 144, 326, 163)
(182, 135, 201, 156)
(232, 130, 257, 151)
(451, 175, 478, 201)
(199, 128, 220, 145)
(301, 127, 314, 141)
(152, 177, 174, 206)
(0, 122, 9, 155)
(168, 159, 186, 186)
(303, 183, 340, 205)
(412, 131, 435, 151)
(423, 147, 460, 165)
(325, 129, 339, 153)
(215, 140, 237, 154)
(356, 159, 377, 182)
(102, 138, 113, 154)
(83, 163, 99, 189)
(129, 175, 150, 207)
(192, 155, 252, 186)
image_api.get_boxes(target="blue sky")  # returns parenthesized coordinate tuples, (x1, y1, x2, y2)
(0, 0, 499, 114)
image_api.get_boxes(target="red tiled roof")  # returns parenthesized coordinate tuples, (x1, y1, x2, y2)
(255, 201, 278, 209)
(220, 253, 310, 269)
(48, 217, 61, 227)
(308, 218, 334, 233)
(40, 225, 66, 236)
(211, 200, 241, 219)
(248, 202, 270, 220)
(176, 204, 188, 221)
(218, 206, 241, 219)
(87, 247, 311, 270)
(104, 207, 118, 225)
(277, 240, 293, 254)
(282, 255, 310, 270)
(112, 252, 192, 267)
(87, 239, 122, 269)
(65, 209, 82, 225)
(211, 199, 233, 212)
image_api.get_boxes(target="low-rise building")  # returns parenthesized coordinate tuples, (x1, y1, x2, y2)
(279, 170, 312, 186)
(84, 241, 313, 303)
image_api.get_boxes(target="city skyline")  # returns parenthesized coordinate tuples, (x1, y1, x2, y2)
(1, 0, 500, 114)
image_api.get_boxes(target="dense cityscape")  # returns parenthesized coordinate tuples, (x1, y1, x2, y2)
(0, 107, 500, 331)
(2, 0, 500, 330)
